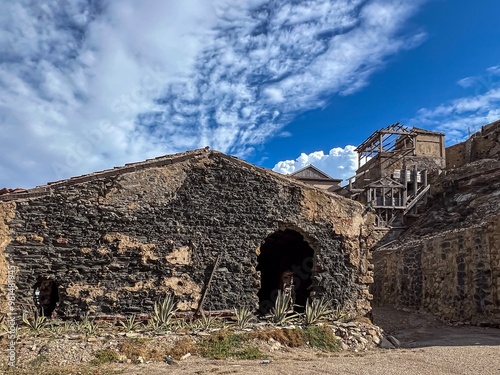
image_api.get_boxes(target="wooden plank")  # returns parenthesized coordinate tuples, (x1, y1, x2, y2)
(195, 253, 222, 315)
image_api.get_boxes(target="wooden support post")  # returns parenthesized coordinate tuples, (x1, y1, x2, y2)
(412, 166, 418, 214)
(196, 253, 222, 316)
(403, 166, 408, 206)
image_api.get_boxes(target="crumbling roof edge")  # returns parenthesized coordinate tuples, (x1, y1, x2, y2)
(1, 147, 363, 211)
(0, 147, 211, 201)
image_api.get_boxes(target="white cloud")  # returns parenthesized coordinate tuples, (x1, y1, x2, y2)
(413, 65, 500, 145)
(273, 145, 358, 181)
(0, 0, 425, 188)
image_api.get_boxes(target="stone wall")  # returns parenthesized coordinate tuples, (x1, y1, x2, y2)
(373, 219, 500, 325)
(372, 157, 500, 326)
(415, 132, 445, 159)
(446, 120, 500, 169)
(0, 149, 376, 318)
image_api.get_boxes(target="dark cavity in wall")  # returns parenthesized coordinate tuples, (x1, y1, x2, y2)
(34, 277, 60, 317)
(257, 229, 314, 314)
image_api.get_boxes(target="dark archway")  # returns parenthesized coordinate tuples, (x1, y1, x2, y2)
(33, 278, 60, 317)
(256, 229, 314, 314)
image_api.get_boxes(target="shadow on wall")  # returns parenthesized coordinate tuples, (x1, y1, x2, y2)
(256, 229, 314, 314)
(34, 277, 60, 317)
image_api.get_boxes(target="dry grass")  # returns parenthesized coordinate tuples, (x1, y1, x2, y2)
(249, 328, 305, 347)
(198, 330, 264, 360)
(119, 337, 170, 362)
(0, 363, 121, 375)
(118, 336, 196, 362)
(167, 336, 196, 360)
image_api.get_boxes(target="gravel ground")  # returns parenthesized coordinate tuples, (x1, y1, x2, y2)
(115, 345, 500, 375)
(115, 307, 500, 375)
(4, 307, 499, 374)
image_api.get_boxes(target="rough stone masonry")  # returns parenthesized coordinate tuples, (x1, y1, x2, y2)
(0, 148, 376, 318)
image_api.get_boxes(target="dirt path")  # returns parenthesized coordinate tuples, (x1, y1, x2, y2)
(372, 306, 500, 348)
(115, 346, 500, 375)
(115, 307, 500, 375)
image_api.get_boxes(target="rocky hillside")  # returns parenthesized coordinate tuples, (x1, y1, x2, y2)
(407, 158, 500, 237)
(373, 121, 500, 326)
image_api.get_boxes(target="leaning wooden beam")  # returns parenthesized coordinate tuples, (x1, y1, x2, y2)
(195, 253, 222, 316)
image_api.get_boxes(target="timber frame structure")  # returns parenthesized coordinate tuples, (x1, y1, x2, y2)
(346, 124, 444, 228)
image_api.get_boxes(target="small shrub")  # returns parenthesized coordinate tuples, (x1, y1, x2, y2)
(167, 336, 196, 360)
(198, 330, 263, 360)
(249, 328, 304, 348)
(91, 349, 119, 365)
(119, 338, 150, 360)
(28, 355, 49, 367)
(303, 325, 340, 351)
(231, 346, 263, 360)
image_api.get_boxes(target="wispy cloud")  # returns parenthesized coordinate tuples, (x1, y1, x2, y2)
(0, 0, 426, 188)
(413, 66, 500, 144)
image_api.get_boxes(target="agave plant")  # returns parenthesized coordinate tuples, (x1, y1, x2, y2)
(233, 306, 254, 329)
(304, 297, 332, 325)
(46, 320, 67, 337)
(193, 311, 216, 331)
(151, 293, 178, 330)
(22, 309, 47, 334)
(75, 313, 98, 336)
(120, 314, 143, 332)
(270, 290, 299, 325)
(0, 314, 10, 337)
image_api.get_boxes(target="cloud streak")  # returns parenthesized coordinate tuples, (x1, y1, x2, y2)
(413, 66, 500, 144)
(0, 0, 425, 188)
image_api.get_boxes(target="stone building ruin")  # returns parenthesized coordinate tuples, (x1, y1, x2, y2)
(346, 123, 445, 228)
(0, 148, 376, 319)
(371, 120, 500, 326)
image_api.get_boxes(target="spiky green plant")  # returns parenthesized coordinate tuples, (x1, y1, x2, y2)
(75, 313, 98, 336)
(0, 314, 16, 338)
(22, 309, 46, 333)
(120, 314, 143, 332)
(233, 306, 254, 329)
(46, 320, 66, 337)
(270, 290, 299, 325)
(0, 314, 8, 336)
(151, 293, 177, 330)
(195, 311, 216, 331)
(304, 297, 332, 325)
(328, 305, 347, 322)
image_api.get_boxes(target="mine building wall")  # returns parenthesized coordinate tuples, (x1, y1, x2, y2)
(0, 149, 376, 319)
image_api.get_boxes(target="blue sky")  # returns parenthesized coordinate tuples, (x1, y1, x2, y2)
(1, 0, 499, 188)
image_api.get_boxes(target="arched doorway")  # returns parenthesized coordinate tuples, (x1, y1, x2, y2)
(33, 278, 60, 317)
(256, 229, 314, 314)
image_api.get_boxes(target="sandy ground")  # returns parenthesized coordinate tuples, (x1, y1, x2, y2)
(113, 347, 500, 375)
(114, 307, 500, 375)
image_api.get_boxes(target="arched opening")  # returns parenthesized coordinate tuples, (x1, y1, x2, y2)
(33, 277, 60, 317)
(256, 229, 314, 314)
